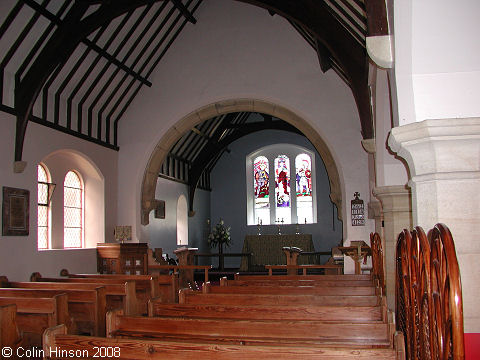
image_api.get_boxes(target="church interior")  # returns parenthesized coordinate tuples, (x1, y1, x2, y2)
(0, 0, 479, 359)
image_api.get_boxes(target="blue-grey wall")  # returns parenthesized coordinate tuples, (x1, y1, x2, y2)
(148, 177, 211, 258)
(209, 129, 343, 268)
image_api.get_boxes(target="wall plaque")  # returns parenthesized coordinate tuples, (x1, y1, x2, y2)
(2, 186, 30, 236)
(351, 192, 365, 226)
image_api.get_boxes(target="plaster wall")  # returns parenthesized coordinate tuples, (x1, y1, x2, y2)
(148, 177, 210, 257)
(117, 0, 374, 246)
(374, 69, 408, 187)
(0, 112, 118, 281)
(393, 0, 480, 125)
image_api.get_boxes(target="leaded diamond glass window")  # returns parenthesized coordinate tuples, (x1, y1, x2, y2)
(37, 164, 49, 249)
(64, 171, 83, 248)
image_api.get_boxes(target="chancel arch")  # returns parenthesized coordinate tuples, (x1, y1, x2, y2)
(141, 100, 343, 227)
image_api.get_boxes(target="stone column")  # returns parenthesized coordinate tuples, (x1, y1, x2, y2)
(373, 185, 412, 310)
(388, 118, 480, 333)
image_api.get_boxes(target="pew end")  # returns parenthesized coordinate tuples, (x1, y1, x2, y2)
(106, 309, 123, 338)
(30, 272, 42, 282)
(59, 269, 69, 277)
(43, 324, 67, 357)
(0, 304, 22, 350)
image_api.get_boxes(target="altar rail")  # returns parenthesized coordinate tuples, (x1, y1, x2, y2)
(396, 223, 464, 360)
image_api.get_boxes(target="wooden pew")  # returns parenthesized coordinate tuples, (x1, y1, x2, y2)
(59, 269, 178, 303)
(0, 288, 105, 336)
(234, 273, 372, 281)
(221, 277, 373, 287)
(265, 264, 342, 275)
(148, 301, 385, 322)
(179, 288, 380, 307)
(203, 281, 378, 296)
(106, 309, 391, 348)
(28, 274, 143, 315)
(0, 304, 22, 352)
(43, 324, 399, 360)
(0, 293, 68, 347)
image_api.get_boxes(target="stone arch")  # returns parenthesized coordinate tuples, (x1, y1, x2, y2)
(141, 99, 343, 225)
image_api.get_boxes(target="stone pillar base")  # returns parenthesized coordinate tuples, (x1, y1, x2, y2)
(373, 185, 412, 311)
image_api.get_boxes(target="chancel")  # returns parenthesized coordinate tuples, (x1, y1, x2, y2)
(0, 0, 478, 358)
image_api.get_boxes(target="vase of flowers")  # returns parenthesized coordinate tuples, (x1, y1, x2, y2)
(208, 219, 231, 270)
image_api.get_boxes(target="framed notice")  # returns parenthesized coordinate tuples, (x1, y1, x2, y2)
(2, 187, 30, 236)
(154, 200, 165, 219)
(351, 192, 365, 226)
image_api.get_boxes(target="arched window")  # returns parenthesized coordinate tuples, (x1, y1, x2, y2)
(177, 194, 188, 246)
(275, 155, 291, 224)
(37, 164, 50, 249)
(247, 145, 316, 225)
(253, 156, 270, 225)
(64, 171, 83, 248)
(295, 153, 313, 223)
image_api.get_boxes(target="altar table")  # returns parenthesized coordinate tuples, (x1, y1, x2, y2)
(240, 234, 315, 272)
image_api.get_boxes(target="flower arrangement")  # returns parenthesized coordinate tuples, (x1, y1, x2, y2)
(208, 219, 232, 249)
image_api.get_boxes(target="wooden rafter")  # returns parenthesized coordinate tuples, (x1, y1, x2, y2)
(14, 0, 163, 162)
(235, 0, 372, 139)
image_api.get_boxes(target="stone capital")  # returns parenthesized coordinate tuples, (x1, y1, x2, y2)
(388, 118, 480, 179)
(373, 185, 411, 213)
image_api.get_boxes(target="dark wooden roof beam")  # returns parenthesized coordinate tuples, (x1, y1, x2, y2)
(364, 0, 389, 36)
(22, 0, 152, 87)
(170, 0, 197, 23)
(314, 39, 332, 73)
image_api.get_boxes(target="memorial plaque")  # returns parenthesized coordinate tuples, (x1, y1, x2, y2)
(351, 192, 365, 226)
(2, 187, 29, 236)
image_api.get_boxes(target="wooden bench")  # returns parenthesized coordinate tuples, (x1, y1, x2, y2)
(179, 289, 380, 307)
(265, 264, 343, 275)
(43, 324, 399, 360)
(0, 293, 69, 347)
(234, 273, 372, 281)
(106, 308, 391, 348)
(59, 269, 178, 303)
(0, 287, 106, 336)
(203, 281, 378, 296)
(221, 277, 374, 287)
(148, 301, 385, 322)
(0, 304, 22, 352)
(28, 274, 144, 315)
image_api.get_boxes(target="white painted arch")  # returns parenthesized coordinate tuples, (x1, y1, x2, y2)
(140, 99, 344, 227)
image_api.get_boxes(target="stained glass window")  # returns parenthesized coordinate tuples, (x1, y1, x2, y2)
(253, 156, 270, 225)
(275, 155, 291, 224)
(64, 171, 83, 248)
(296, 153, 313, 223)
(37, 164, 49, 249)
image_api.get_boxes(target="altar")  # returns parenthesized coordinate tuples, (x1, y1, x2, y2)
(240, 234, 315, 271)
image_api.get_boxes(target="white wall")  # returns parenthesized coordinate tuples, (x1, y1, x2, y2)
(393, 0, 480, 125)
(117, 0, 374, 245)
(148, 177, 210, 257)
(0, 112, 118, 281)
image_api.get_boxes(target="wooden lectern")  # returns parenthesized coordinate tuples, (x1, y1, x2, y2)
(174, 247, 198, 288)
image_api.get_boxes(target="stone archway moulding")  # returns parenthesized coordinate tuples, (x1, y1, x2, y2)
(140, 99, 343, 225)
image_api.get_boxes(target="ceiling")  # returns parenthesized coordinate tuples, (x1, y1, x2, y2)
(0, 0, 388, 194)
